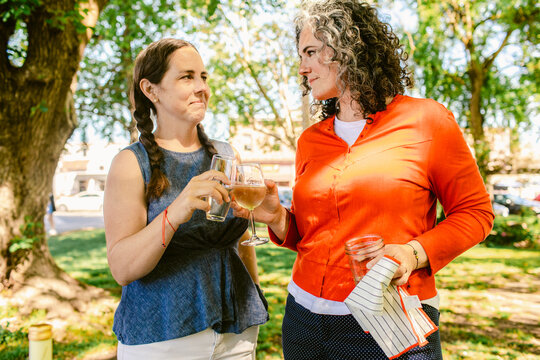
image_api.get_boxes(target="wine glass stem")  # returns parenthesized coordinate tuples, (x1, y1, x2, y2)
(249, 210, 257, 238)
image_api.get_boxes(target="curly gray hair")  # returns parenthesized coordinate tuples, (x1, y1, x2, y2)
(295, 0, 413, 121)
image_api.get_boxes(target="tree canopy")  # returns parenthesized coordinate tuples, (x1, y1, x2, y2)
(192, 0, 307, 151)
(394, 0, 539, 176)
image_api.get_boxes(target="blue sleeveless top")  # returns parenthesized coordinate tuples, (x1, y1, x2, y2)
(112, 140, 268, 345)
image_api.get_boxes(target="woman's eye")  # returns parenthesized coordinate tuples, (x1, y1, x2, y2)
(307, 50, 316, 56)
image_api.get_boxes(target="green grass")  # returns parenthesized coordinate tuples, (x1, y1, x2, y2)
(48, 230, 121, 298)
(1, 229, 539, 359)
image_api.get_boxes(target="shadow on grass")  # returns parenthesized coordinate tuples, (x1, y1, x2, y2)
(441, 311, 540, 356)
(437, 247, 540, 292)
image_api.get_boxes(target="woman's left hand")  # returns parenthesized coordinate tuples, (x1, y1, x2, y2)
(367, 243, 419, 286)
(384, 244, 418, 285)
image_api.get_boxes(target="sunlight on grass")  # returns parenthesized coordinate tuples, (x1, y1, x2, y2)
(254, 243, 295, 359)
(48, 230, 120, 297)
(2, 231, 539, 359)
(0, 306, 117, 359)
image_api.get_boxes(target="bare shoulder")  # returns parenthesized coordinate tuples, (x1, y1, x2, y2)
(104, 149, 145, 216)
(109, 149, 141, 179)
(104, 149, 147, 244)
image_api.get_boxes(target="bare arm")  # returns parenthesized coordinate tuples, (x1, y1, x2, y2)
(104, 150, 231, 286)
(237, 231, 259, 285)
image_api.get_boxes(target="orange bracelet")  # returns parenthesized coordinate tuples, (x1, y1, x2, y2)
(161, 207, 177, 248)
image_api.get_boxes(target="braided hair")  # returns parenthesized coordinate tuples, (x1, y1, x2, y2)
(130, 38, 217, 203)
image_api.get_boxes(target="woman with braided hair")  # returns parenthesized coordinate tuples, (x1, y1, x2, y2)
(104, 38, 267, 359)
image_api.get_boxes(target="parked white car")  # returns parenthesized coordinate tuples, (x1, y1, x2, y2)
(55, 191, 104, 212)
(492, 202, 509, 217)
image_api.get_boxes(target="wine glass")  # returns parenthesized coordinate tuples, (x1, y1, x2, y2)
(232, 163, 269, 246)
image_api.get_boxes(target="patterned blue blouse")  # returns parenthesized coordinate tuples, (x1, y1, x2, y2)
(112, 140, 268, 345)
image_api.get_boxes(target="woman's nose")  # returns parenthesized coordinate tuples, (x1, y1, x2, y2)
(298, 59, 310, 76)
(194, 78, 208, 94)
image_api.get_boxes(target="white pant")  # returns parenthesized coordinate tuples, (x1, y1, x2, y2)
(117, 326, 259, 360)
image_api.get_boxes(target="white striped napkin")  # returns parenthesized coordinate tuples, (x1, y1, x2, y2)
(344, 255, 438, 359)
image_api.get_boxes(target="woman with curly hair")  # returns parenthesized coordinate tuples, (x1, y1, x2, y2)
(233, 1, 493, 358)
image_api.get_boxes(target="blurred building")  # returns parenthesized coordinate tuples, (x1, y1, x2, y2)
(481, 127, 540, 174)
(53, 141, 126, 196)
(231, 128, 296, 187)
(52, 124, 539, 198)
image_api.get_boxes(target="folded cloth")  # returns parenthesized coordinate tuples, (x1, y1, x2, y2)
(344, 255, 438, 359)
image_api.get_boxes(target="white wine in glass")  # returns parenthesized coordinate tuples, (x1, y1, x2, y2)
(232, 163, 269, 246)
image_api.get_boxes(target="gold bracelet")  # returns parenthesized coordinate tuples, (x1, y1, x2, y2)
(406, 243, 419, 269)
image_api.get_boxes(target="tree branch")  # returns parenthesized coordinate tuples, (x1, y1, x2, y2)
(218, 6, 284, 128)
(445, 4, 470, 48)
(473, 13, 500, 31)
(236, 55, 283, 126)
(483, 29, 513, 71)
(245, 111, 296, 151)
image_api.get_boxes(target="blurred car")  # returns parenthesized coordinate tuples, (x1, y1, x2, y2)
(55, 191, 104, 212)
(492, 202, 509, 217)
(493, 193, 540, 215)
(278, 186, 293, 209)
(493, 180, 523, 191)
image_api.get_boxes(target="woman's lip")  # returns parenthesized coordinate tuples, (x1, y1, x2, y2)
(309, 78, 317, 84)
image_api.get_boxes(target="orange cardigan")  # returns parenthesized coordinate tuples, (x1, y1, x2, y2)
(269, 95, 494, 302)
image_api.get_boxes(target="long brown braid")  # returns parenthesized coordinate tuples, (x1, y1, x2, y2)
(130, 38, 217, 203)
(196, 123, 217, 158)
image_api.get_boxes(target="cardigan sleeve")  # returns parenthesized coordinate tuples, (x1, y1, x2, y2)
(268, 209, 301, 252)
(416, 106, 494, 275)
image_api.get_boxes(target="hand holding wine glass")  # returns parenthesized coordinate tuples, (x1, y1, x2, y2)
(231, 163, 269, 246)
(231, 179, 283, 222)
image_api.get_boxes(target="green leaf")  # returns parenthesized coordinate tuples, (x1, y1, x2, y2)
(30, 100, 48, 116)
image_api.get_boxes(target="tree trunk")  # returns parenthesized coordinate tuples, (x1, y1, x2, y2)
(467, 63, 489, 179)
(0, 0, 108, 313)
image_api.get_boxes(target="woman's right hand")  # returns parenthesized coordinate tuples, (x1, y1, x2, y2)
(231, 179, 284, 226)
(167, 169, 231, 226)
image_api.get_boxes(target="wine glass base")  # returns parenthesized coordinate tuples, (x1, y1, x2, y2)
(241, 236, 269, 246)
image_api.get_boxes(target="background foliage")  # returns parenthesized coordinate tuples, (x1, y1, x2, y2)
(389, 0, 539, 177)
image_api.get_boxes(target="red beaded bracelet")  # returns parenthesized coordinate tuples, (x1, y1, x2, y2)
(161, 207, 177, 248)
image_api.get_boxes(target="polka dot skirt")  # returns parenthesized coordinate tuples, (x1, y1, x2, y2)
(282, 294, 442, 360)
